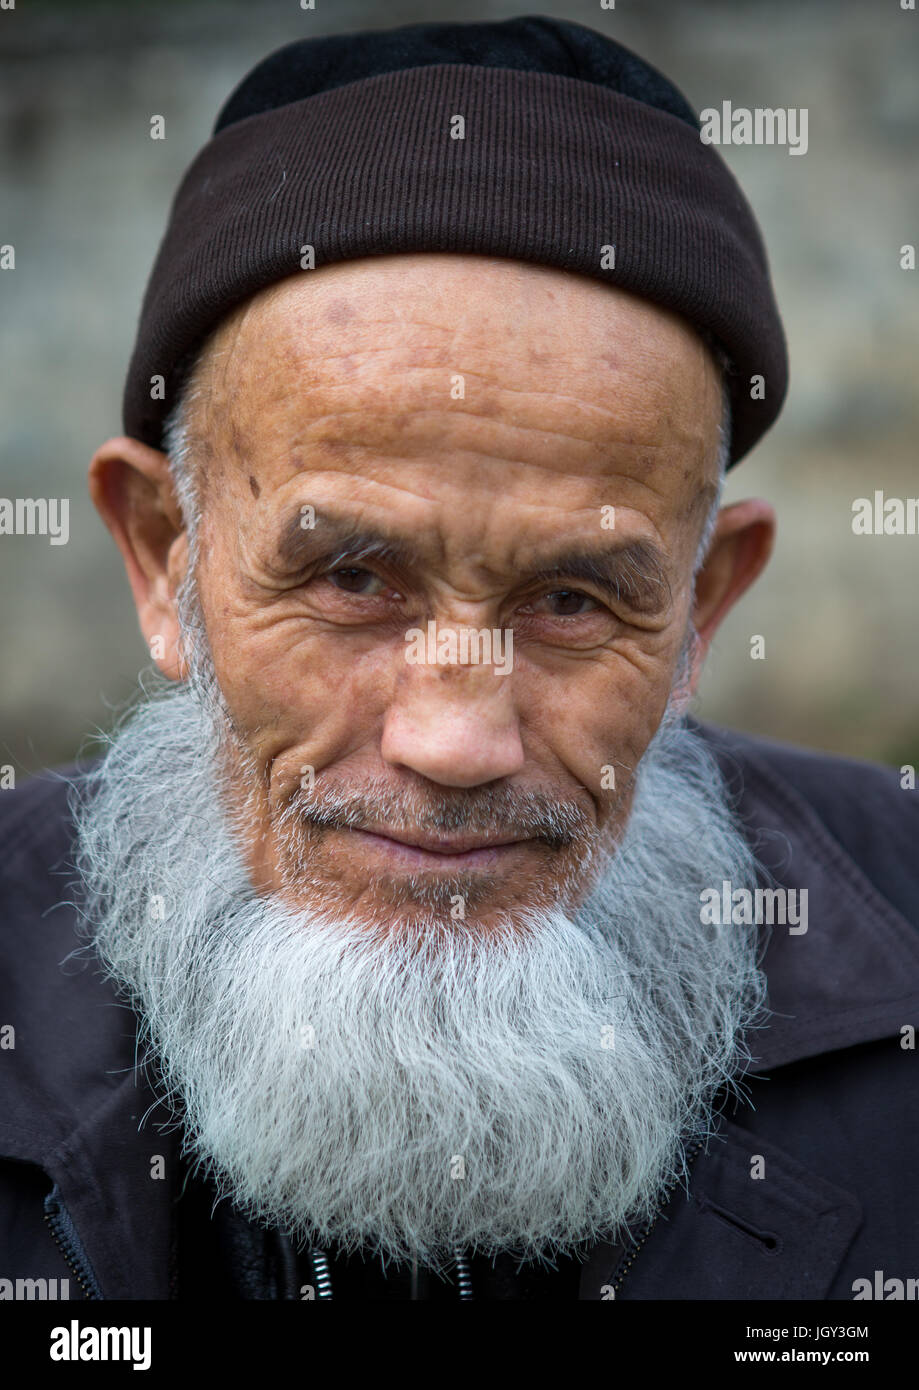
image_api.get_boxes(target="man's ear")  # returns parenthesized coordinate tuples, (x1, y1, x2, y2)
(688, 499, 775, 693)
(88, 436, 190, 681)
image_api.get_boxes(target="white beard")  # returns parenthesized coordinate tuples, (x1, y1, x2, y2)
(70, 657, 766, 1274)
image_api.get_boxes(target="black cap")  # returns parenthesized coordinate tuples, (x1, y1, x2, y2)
(123, 16, 788, 467)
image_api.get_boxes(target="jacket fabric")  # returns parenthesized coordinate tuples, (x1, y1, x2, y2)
(1, 719, 918, 1300)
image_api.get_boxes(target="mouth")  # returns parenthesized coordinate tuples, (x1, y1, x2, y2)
(346, 825, 533, 869)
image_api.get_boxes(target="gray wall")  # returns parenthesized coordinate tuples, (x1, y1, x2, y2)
(2, 0, 917, 775)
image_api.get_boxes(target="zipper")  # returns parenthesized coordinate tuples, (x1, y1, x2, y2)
(309, 1245, 474, 1299)
(609, 1136, 706, 1297)
(310, 1249, 333, 1299)
(43, 1184, 104, 1300)
(453, 1246, 473, 1300)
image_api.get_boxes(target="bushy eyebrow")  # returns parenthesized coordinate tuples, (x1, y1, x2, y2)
(274, 509, 421, 575)
(271, 508, 671, 616)
(525, 544, 671, 616)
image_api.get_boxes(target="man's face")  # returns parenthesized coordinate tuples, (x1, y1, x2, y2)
(177, 253, 722, 930)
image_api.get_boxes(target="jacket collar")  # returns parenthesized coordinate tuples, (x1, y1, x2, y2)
(0, 768, 177, 1298)
(694, 720, 919, 1072)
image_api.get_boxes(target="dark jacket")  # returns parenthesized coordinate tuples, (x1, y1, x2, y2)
(1, 720, 918, 1300)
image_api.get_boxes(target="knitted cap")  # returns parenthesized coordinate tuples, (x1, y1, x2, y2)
(122, 15, 788, 467)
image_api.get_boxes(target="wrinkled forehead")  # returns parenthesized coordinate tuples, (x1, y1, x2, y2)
(185, 255, 723, 532)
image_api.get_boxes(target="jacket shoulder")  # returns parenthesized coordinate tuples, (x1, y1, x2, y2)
(694, 720, 919, 931)
(0, 763, 86, 922)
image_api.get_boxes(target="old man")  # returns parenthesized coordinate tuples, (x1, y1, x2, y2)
(1, 17, 917, 1302)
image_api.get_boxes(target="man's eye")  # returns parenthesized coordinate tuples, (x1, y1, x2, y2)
(531, 589, 600, 617)
(326, 567, 386, 596)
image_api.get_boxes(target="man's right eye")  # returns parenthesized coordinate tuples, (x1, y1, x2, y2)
(325, 567, 387, 597)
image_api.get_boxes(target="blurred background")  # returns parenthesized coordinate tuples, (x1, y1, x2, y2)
(1, 0, 917, 776)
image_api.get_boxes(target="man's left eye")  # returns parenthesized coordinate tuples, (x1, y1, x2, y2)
(530, 589, 600, 617)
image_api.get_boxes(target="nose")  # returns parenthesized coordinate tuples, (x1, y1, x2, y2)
(381, 658, 525, 788)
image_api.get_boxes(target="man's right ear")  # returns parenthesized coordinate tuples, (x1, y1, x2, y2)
(88, 436, 190, 681)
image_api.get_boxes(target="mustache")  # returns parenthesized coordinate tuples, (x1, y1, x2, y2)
(275, 778, 598, 851)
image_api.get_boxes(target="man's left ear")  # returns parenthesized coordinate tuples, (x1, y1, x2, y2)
(688, 499, 776, 693)
(88, 435, 190, 682)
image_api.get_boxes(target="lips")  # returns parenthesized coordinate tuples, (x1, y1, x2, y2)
(357, 825, 526, 854)
(348, 825, 528, 866)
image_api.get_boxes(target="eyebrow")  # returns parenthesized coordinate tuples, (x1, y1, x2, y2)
(526, 544, 671, 616)
(274, 509, 422, 575)
(272, 508, 671, 616)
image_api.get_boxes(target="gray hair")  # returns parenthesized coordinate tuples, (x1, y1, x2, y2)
(70, 657, 765, 1270)
(695, 330, 733, 574)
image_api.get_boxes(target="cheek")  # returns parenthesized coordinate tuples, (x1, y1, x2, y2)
(205, 588, 681, 802)
(516, 641, 678, 807)
(209, 615, 395, 771)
